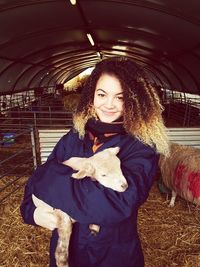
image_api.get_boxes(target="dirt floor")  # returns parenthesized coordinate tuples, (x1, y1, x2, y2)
(1, 181, 200, 267)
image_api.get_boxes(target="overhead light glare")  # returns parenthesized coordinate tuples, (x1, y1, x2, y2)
(87, 33, 95, 46)
(70, 0, 76, 5)
(97, 52, 101, 58)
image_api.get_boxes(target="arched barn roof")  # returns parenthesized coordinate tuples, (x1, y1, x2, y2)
(0, 0, 200, 95)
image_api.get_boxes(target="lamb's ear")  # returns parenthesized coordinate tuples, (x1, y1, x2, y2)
(106, 147, 120, 155)
(72, 162, 95, 179)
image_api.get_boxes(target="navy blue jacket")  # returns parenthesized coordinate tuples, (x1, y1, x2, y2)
(21, 129, 159, 267)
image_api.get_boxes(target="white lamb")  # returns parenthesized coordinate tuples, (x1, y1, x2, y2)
(32, 147, 128, 267)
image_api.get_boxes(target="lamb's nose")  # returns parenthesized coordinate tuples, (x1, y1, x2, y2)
(121, 183, 128, 190)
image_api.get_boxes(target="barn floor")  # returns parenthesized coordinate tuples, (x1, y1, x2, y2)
(1, 180, 200, 267)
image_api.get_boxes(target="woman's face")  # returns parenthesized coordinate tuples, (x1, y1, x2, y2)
(93, 74, 124, 123)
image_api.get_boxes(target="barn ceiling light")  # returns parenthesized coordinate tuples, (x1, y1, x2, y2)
(97, 51, 101, 58)
(87, 33, 95, 46)
(70, 0, 76, 5)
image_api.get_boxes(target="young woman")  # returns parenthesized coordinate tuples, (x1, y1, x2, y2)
(21, 57, 169, 267)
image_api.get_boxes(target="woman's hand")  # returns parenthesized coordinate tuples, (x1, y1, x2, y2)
(33, 206, 58, 231)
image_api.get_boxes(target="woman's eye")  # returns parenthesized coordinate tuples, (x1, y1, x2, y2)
(117, 96, 124, 101)
(98, 93, 105, 97)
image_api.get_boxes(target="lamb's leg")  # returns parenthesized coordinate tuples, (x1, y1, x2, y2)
(169, 190, 177, 207)
(55, 210, 73, 267)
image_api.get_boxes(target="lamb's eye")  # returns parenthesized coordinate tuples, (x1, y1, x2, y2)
(101, 174, 106, 177)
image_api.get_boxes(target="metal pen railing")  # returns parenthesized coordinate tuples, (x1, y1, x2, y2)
(0, 110, 73, 128)
(0, 127, 34, 203)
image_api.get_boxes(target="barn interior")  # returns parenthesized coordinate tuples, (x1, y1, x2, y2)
(0, 1, 200, 266)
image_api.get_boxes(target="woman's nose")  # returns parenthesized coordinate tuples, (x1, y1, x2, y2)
(105, 97, 114, 108)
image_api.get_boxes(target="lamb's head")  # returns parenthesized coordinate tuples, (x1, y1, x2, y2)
(72, 147, 128, 192)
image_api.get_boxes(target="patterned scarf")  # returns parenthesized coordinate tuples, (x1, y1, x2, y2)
(85, 118, 126, 152)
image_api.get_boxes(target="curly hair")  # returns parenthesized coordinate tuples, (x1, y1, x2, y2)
(73, 57, 169, 156)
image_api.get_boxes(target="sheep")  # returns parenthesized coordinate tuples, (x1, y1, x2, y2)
(32, 147, 128, 267)
(159, 143, 200, 207)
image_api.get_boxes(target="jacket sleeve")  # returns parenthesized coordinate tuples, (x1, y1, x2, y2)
(20, 131, 74, 225)
(20, 174, 37, 226)
(20, 161, 73, 225)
